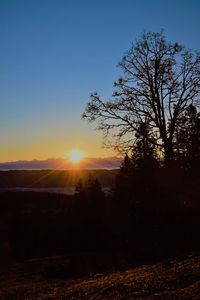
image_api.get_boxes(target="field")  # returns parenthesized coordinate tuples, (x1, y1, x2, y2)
(0, 253, 200, 299)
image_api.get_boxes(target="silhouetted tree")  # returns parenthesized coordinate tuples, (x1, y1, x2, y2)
(81, 175, 104, 200)
(75, 178, 85, 198)
(114, 153, 134, 200)
(175, 104, 200, 168)
(133, 121, 158, 168)
(75, 176, 105, 221)
(83, 31, 200, 163)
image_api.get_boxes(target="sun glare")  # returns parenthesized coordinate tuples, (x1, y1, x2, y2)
(68, 149, 84, 164)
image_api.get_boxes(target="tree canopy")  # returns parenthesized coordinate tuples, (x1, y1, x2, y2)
(83, 31, 200, 162)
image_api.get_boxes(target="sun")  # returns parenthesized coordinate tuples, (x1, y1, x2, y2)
(68, 149, 84, 164)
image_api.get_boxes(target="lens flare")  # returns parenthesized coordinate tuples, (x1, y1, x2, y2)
(68, 149, 84, 164)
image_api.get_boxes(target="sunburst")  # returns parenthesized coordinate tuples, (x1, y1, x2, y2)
(68, 149, 84, 164)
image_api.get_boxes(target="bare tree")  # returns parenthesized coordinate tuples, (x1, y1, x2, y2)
(82, 31, 200, 161)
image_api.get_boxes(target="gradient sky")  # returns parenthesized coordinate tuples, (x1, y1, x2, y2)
(0, 0, 200, 162)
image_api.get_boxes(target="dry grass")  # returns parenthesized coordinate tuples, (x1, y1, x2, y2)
(0, 254, 200, 299)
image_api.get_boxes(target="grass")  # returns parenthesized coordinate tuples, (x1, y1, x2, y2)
(0, 253, 200, 299)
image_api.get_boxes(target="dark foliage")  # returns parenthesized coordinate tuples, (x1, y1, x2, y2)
(0, 154, 200, 263)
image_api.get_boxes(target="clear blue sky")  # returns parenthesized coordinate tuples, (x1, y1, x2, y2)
(0, 0, 200, 161)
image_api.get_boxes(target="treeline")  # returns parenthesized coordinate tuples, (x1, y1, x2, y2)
(110, 152, 200, 254)
(1, 159, 200, 262)
(0, 181, 107, 259)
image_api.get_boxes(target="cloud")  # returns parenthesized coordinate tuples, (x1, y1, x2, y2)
(0, 157, 122, 170)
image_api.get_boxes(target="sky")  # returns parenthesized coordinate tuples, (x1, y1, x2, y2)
(0, 0, 200, 162)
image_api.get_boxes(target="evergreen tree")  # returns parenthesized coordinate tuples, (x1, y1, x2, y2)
(75, 178, 85, 198)
(175, 104, 200, 168)
(114, 153, 134, 201)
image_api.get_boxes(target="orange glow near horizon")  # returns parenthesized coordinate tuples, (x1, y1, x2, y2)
(0, 137, 117, 163)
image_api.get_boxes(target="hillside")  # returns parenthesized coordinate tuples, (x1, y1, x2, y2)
(0, 169, 118, 188)
(0, 253, 200, 299)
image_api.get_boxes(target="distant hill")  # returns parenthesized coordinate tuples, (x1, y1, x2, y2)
(0, 169, 118, 188)
(0, 157, 122, 170)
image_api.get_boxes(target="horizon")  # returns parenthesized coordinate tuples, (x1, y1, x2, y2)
(1, 0, 200, 161)
(0, 156, 122, 170)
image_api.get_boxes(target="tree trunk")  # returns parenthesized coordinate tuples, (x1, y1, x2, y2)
(164, 138, 174, 163)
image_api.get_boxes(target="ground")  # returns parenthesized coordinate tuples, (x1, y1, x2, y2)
(0, 254, 200, 299)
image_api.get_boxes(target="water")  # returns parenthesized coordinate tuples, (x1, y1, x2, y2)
(0, 187, 75, 195)
(0, 186, 110, 195)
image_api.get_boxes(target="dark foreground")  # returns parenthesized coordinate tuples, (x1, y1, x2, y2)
(0, 253, 200, 299)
